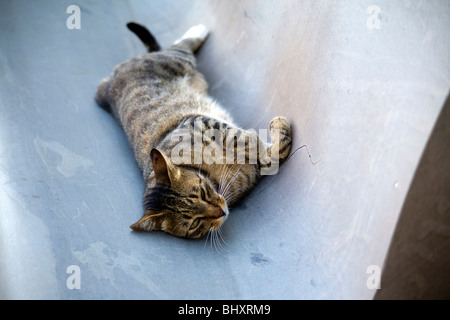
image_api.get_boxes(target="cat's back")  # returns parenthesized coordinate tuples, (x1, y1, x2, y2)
(96, 47, 234, 178)
(98, 48, 231, 120)
(98, 50, 194, 107)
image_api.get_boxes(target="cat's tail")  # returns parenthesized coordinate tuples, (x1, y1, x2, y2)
(127, 22, 161, 52)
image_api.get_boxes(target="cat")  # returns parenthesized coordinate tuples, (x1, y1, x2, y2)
(95, 22, 292, 239)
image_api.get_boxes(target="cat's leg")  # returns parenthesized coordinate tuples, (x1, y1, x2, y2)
(95, 78, 113, 114)
(165, 25, 210, 93)
(259, 117, 292, 175)
(268, 116, 292, 164)
(172, 24, 210, 53)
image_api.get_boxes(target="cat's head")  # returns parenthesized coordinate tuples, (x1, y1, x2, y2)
(130, 149, 229, 238)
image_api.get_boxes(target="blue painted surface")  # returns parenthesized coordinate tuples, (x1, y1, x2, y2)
(1, 0, 449, 299)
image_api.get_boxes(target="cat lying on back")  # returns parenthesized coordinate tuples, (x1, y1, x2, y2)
(96, 23, 292, 238)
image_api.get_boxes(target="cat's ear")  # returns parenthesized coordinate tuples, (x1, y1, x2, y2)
(130, 214, 162, 231)
(150, 149, 171, 186)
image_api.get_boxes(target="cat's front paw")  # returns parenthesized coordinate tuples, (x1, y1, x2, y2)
(270, 116, 291, 135)
(269, 116, 292, 164)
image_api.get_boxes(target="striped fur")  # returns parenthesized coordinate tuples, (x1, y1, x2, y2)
(96, 23, 292, 238)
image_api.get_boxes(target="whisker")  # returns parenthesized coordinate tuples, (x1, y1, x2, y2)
(203, 230, 211, 251)
(217, 226, 230, 248)
(213, 232, 222, 254)
(223, 185, 247, 203)
(219, 164, 233, 195)
(214, 228, 228, 254)
(208, 230, 218, 254)
(210, 230, 215, 252)
(218, 165, 228, 194)
(222, 165, 242, 200)
(211, 230, 219, 253)
(223, 164, 237, 192)
(221, 164, 236, 195)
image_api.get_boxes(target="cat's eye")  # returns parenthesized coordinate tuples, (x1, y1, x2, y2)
(190, 218, 201, 230)
(200, 188, 206, 201)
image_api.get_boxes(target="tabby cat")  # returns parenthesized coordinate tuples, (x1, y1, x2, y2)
(96, 23, 292, 239)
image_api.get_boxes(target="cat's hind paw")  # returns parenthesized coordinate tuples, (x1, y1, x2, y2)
(174, 24, 210, 52)
(181, 25, 209, 42)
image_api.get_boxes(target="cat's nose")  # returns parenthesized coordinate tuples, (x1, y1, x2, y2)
(217, 206, 229, 218)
